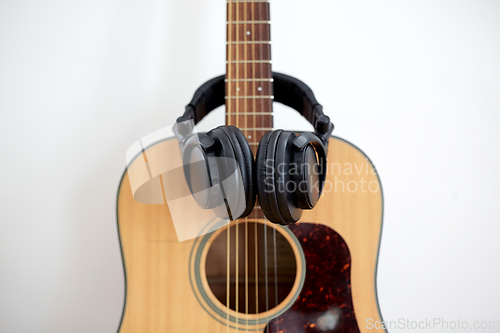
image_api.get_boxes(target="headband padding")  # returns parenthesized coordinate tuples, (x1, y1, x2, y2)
(179, 72, 324, 128)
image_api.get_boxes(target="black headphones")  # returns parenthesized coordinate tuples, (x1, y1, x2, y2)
(173, 72, 333, 225)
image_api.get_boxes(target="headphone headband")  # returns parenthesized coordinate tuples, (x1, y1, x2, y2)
(174, 73, 334, 224)
(176, 72, 334, 145)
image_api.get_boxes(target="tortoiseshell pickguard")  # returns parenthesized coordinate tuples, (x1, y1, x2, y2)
(265, 223, 360, 333)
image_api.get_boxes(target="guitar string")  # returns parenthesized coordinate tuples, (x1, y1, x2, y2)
(273, 227, 279, 333)
(243, 1, 249, 332)
(268, 4, 279, 331)
(226, 1, 233, 332)
(235, 0, 240, 330)
(267, 3, 279, 332)
(256, 3, 270, 332)
(250, 0, 259, 330)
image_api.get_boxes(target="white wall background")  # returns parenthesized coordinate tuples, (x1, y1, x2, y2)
(1, 0, 499, 332)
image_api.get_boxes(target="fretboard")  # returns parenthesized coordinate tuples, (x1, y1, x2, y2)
(225, 0, 273, 154)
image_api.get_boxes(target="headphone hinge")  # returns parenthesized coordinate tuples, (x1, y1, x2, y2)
(314, 114, 334, 147)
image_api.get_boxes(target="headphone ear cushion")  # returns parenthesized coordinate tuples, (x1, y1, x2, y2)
(274, 131, 302, 224)
(256, 131, 276, 223)
(221, 126, 256, 219)
(207, 128, 241, 219)
(256, 130, 288, 224)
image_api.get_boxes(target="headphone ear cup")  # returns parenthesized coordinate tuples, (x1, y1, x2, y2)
(181, 133, 224, 210)
(220, 126, 256, 219)
(256, 130, 325, 225)
(293, 134, 326, 209)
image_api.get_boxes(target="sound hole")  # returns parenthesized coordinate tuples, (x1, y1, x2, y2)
(205, 222, 297, 314)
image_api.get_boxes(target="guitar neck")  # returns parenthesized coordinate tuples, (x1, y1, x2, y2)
(225, 0, 273, 154)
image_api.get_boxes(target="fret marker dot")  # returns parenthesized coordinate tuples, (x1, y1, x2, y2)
(248, 135, 252, 139)
(237, 87, 240, 91)
(257, 86, 262, 91)
(246, 31, 251, 35)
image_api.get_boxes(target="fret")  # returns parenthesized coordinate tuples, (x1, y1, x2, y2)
(228, 23, 270, 41)
(227, 0, 269, 3)
(226, 112, 273, 115)
(226, 117, 272, 127)
(225, 112, 273, 124)
(226, 41, 271, 45)
(226, 115, 273, 128)
(225, 99, 272, 114)
(227, 2, 270, 22)
(226, 97, 273, 104)
(227, 44, 271, 60)
(237, 127, 273, 131)
(227, 21, 270, 24)
(226, 63, 272, 78)
(226, 60, 271, 64)
(225, 95, 273, 100)
(227, 81, 272, 95)
(225, 78, 273, 82)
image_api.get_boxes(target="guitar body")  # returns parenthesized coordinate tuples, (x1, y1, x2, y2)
(117, 136, 386, 333)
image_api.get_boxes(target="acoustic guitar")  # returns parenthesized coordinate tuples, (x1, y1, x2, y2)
(117, 1, 386, 332)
